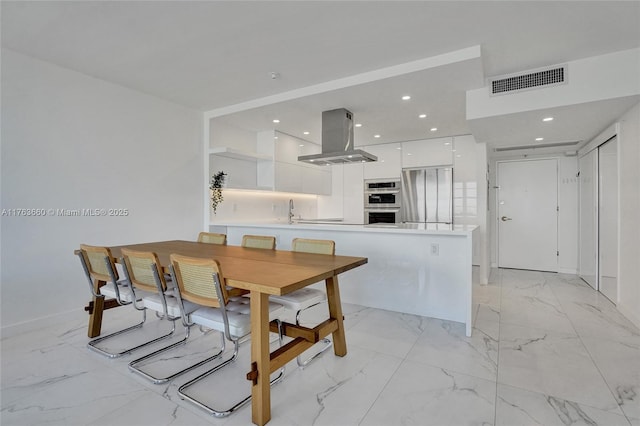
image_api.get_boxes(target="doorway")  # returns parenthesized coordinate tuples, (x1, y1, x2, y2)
(497, 159, 558, 272)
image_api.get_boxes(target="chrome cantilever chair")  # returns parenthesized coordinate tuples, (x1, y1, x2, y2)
(78, 244, 173, 358)
(122, 249, 229, 384)
(171, 253, 285, 417)
(270, 238, 335, 368)
(197, 232, 227, 245)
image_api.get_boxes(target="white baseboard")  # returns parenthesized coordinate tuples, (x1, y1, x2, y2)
(557, 268, 578, 274)
(1, 308, 83, 339)
(617, 303, 640, 331)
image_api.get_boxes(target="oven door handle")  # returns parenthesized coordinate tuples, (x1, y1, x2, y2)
(365, 189, 400, 194)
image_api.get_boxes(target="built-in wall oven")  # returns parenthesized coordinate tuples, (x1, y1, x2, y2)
(364, 208, 401, 224)
(364, 178, 401, 224)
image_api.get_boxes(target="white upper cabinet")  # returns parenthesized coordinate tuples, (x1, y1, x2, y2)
(271, 132, 331, 195)
(363, 143, 402, 179)
(401, 137, 454, 168)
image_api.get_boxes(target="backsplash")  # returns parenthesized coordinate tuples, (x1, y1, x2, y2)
(210, 189, 317, 223)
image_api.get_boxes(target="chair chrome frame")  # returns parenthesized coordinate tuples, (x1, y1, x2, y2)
(294, 306, 332, 368)
(172, 263, 285, 418)
(77, 248, 173, 358)
(273, 238, 334, 368)
(124, 254, 226, 385)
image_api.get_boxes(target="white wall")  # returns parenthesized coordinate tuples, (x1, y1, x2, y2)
(209, 189, 317, 224)
(467, 48, 640, 119)
(1, 49, 203, 331)
(617, 102, 640, 327)
(558, 156, 579, 273)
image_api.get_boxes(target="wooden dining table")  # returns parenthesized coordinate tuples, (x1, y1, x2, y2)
(83, 240, 367, 426)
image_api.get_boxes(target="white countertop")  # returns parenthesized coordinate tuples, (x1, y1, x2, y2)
(212, 221, 478, 236)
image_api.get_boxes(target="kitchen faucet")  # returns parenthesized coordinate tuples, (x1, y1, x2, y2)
(288, 199, 295, 224)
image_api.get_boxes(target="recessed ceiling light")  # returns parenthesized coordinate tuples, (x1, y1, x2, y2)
(303, 131, 309, 135)
(347, 155, 353, 158)
(374, 134, 381, 138)
(396, 147, 402, 150)
(536, 137, 544, 141)
(402, 95, 411, 100)
(272, 119, 280, 123)
(456, 154, 462, 158)
(430, 128, 438, 132)
(418, 114, 427, 118)
(444, 142, 451, 146)
(355, 123, 362, 127)
(309, 159, 314, 162)
(274, 136, 278, 139)
(299, 144, 304, 147)
(543, 117, 554, 122)
(407, 153, 413, 156)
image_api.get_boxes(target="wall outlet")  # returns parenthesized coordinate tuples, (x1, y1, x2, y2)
(430, 243, 439, 256)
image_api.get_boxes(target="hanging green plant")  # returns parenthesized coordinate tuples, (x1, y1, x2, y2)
(210, 171, 227, 214)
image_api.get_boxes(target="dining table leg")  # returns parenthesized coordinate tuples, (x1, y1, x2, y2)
(250, 290, 271, 426)
(325, 275, 347, 356)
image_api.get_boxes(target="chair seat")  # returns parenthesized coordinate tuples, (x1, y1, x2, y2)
(191, 298, 284, 338)
(99, 280, 133, 303)
(270, 288, 326, 312)
(143, 294, 199, 318)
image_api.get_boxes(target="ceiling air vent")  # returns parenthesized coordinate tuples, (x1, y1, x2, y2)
(490, 65, 567, 95)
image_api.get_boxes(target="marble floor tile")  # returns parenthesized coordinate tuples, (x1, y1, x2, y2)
(87, 391, 221, 426)
(405, 318, 499, 381)
(3, 268, 639, 426)
(499, 293, 577, 335)
(560, 298, 640, 346)
(344, 308, 426, 358)
(1, 366, 149, 425)
(581, 336, 640, 420)
(496, 383, 631, 426)
(361, 359, 496, 426)
(499, 271, 559, 301)
(498, 323, 621, 413)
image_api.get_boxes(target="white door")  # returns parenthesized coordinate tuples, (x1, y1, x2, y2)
(579, 150, 598, 289)
(498, 159, 558, 272)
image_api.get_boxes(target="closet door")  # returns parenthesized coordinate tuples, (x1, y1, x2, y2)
(579, 150, 597, 289)
(598, 138, 618, 302)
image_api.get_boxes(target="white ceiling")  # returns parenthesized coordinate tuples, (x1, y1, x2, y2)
(2, 1, 639, 156)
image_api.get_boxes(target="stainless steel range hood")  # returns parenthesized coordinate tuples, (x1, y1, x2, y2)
(298, 108, 377, 165)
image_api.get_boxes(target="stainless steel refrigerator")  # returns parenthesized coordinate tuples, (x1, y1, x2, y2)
(401, 167, 453, 224)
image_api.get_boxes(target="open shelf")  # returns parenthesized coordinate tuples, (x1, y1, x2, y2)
(209, 147, 272, 161)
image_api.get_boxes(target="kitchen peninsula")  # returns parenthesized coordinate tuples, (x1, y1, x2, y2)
(211, 222, 478, 336)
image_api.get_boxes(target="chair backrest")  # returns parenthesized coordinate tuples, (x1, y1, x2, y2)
(197, 232, 227, 245)
(121, 248, 167, 293)
(79, 244, 119, 282)
(292, 238, 335, 255)
(170, 254, 228, 308)
(241, 235, 276, 250)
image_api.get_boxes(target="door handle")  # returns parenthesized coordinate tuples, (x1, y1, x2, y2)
(501, 216, 512, 222)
